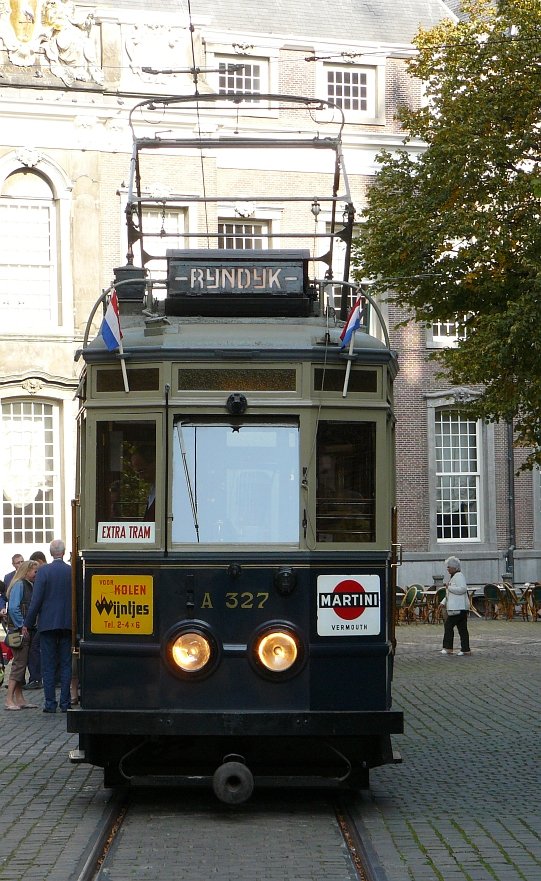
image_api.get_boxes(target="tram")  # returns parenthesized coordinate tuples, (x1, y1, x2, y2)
(68, 92, 403, 803)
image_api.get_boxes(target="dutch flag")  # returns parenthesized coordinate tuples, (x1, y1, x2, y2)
(340, 295, 364, 349)
(100, 290, 122, 351)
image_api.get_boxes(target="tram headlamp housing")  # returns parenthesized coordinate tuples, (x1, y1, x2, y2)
(165, 622, 220, 680)
(250, 623, 304, 679)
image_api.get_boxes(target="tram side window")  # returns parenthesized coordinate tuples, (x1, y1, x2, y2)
(316, 422, 376, 542)
(172, 420, 299, 544)
(95, 422, 157, 526)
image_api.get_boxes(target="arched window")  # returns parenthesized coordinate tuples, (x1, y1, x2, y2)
(0, 170, 59, 327)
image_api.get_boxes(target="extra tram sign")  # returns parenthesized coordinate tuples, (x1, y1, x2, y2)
(317, 574, 381, 636)
(167, 249, 308, 299)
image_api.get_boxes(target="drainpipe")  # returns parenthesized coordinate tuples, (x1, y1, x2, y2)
(505, 420, 516, 581)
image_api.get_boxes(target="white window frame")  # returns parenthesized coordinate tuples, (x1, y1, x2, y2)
(205, 42, 279, 116)
(427, 316, 469, 349)
(217, 56, 265, 100)
(0, 397, 60, 549)
(315, 56, 386, 125)
(426, 392, 497, 552)
(217, 218, 270, 250)
(216, 204, 282, 250)
(434, 409, 480, 543)
(0, 192, 57, 326)
(139, 204, 188, 297)
(0, 152, 73, 334)
(119, 193, 198, 288)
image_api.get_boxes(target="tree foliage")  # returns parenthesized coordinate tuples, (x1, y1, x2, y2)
(353, 0, 541, 466)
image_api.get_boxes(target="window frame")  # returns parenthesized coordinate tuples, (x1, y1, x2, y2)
(315, 57, 386, 125)
(1, 396, 62, 547)
(434, 409, 480, 543)
(426, 394, 497, 551)
(84, 411, 163, 549)
(171, 417, 301, 546)
(0, 153, 73, 334)
(204, 43, 279, 116)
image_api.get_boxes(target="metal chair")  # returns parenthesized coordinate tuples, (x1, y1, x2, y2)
(483, 583, 504, 619)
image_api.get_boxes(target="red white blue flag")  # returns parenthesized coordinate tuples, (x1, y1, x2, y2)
(340, 295, 364, 349)
(101, 290, 122, 351)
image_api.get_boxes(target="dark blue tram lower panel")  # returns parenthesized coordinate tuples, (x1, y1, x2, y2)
(71, 554, 402, 788)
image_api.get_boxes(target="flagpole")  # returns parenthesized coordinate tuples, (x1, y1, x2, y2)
(118, 339, 130, 393)
(342, 332, 355, 398)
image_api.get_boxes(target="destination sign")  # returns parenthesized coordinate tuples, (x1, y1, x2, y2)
(167, 249, 308, 299)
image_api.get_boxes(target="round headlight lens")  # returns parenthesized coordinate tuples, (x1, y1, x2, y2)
(255, 630, 298, 672)
(171, 631, 212, 673)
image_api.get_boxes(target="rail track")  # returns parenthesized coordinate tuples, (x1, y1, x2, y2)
(72, 789, 386, 881)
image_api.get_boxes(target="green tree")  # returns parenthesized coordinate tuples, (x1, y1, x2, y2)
(353, 0, 541, 466)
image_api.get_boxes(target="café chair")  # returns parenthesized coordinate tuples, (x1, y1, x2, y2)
(530, 583, 541, 621)
(503, 583, 530, 621)
(398, 585, 420, 624)
(483, 583, 504, 619)
(409, 583, 429, 622)
(431, 586, 447, 624)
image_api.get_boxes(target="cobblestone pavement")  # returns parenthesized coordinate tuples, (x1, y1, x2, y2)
(357, 618, 541, 881)
(0, 619, 539, 881)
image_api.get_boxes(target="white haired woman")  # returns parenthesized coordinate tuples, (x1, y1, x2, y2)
(441, 556, 471, 656)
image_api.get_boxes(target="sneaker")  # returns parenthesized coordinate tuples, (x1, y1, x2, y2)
(457, 651, 471, 656)
(23, 680, 42, 690)
(441, 649, 453, 654)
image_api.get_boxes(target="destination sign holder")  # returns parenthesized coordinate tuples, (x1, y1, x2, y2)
(165, 249, 314, 318)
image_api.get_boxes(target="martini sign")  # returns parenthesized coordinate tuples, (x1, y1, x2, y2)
(317, 574, 381, 636)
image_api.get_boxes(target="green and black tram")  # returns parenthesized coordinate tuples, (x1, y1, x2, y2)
(68, 93, 403, 803)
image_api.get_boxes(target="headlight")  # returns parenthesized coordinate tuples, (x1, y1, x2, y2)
(251, 624, 304, 678)
(256, 631, 298, 671)
(171, 631, 212, 673)
(165, 622, 220, 679)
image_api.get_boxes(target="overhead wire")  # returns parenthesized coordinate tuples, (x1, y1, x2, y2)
(186, 0, 211, 245)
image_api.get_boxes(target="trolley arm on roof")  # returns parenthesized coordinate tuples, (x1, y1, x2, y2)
(128, 92, 346, 139)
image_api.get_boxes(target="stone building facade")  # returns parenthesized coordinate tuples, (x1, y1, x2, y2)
(1, 0, 538, 587)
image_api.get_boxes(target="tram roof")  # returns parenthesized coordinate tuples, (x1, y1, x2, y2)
(83, 314, 397, 369)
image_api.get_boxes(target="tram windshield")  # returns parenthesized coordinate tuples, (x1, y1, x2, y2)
(172, 420, 299, 544)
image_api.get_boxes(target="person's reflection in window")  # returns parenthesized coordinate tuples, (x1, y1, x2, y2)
(131, 446, 156, 521)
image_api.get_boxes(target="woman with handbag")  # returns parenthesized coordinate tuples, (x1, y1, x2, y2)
(4, 560, 39, 710)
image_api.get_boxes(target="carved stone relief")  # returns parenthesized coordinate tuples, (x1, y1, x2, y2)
(0, 0, 104, 85)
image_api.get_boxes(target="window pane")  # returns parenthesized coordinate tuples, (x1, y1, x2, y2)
(435, 411, 479, 540)
(1, 401, 57, 544)
(217, 221, 268, 250)
(172, 421, 299, 544)
(95, 422, 156, 526)
(316, 421, 376, 542)
(218, 59, 263, 102)
(0, 172, 56, 325)
(327, 68, 368, 111)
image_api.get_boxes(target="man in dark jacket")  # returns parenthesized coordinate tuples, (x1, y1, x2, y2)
(23, 539, 72, 713)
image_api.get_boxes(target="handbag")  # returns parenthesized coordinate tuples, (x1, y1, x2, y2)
(5, 630, 23, 649)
